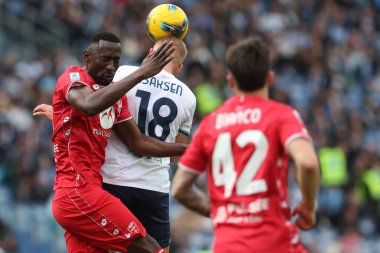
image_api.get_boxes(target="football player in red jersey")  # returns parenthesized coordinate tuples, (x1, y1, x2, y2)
(172, 36, 320, 253)
(47, 31, 182, 253)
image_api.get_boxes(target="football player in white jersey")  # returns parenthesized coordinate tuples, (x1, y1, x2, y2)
(102, 37, 195, 253)
(33, 37, 196, 253)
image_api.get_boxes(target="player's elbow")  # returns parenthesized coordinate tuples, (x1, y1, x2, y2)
(297, 155, 320, 173)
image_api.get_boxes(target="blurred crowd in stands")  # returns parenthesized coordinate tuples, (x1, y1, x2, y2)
(1, 0, 380, 252)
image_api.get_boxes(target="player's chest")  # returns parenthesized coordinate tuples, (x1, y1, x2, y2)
(87, 101, 123, 133)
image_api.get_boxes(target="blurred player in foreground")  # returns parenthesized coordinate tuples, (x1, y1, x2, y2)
(44, 31, 186, 253)
(33, 37, 195, 253)
(172, 36, 320, 253)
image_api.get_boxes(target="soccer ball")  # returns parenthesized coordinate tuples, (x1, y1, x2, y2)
(146, 4, 189, 42)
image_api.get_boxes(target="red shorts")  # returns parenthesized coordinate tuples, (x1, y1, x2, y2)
(52, 186, 146, 253)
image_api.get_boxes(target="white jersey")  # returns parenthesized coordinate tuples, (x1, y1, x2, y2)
(101, 65, 196, 193)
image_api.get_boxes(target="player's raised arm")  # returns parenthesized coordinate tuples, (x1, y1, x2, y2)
(287, 138, 320, 230)
(113, 119, 186, 157)
(68, 41, 175, 116)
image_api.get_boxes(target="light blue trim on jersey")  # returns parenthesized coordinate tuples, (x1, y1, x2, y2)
(179, 128, 190, 136)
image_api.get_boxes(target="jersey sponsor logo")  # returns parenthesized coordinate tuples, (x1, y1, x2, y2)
(215, 108, 261, 129)
(149, 157, 163, 164)
(213, 198, 269, 225)
(93, 84, 100, 90)
(93, 128, 111, 137)
(69, 72, 80, 81)
(127, 221, 140, 234)
(141, 77, 183, 96)
(99, 107, 115, 129)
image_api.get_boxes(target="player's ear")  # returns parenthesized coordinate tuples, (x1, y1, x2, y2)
(226, 71, 235, 89)
(175, 64, 183, 74)
(84, 51, 91, 64)
(266, 70, 275, 87)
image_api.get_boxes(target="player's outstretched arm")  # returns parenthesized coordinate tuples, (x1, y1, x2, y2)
(68, 41, 175, 115)
(288, 138, 320, 230)
(32, 104, 53, 121)
(171, 168, 210, 217)
(113, 119, 186, 157)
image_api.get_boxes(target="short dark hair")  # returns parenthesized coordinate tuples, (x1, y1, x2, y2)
(225, 36, 270, 92)
(90, 31, 120, 44)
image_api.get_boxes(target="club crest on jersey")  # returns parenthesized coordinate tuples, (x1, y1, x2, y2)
(99, 107, 115, 129)
(127, 221, 140, 234)
(69, 72, 80, 81)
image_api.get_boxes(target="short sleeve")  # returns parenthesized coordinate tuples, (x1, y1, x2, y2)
(59, 67, 92, 100)
(116, 95, 132, 123)
(178, 120, 207, 174)
(278, 107, 312, 150)
(179, 96, 196, 136)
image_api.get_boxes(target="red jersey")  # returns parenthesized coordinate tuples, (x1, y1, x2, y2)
(52, 66, 132, 190)
(179, 95, 311, 253)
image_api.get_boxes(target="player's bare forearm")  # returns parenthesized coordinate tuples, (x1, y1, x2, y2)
(135, 135, 187, 157)
(171, 168, 210, 217)
(114, 119, 187, 157)
(176, 184, 210, 217)
(288, 138, 320, 210)
(297, 168, 319, 212)
(69, 71, 146, 115)
(92, 71, 145, 114)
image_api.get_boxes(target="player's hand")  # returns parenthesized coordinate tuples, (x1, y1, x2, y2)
(33, 104, 53, 121)
(139, 41, 175, 78)
(292, 202, 316, 231)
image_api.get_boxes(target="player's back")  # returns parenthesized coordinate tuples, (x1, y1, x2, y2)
(102, 65, 196, 193)
(198, 95, 309, 252)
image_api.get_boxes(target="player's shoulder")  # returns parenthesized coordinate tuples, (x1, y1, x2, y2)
(60, 66, 84, 77)
(57, 66, 87, 84)
(267, 99, 297, 116)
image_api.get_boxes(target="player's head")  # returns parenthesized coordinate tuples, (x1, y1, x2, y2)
(84, 31, 121, 86)
(225, 36, 273, 92)
(153, 37, 187, 74)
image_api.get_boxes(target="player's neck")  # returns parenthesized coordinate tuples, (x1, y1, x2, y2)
(163, 63, 175, 74)
(234, 87, 268, 99)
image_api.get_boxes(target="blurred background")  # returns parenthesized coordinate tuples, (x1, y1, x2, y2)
(1, 0, 380, 252)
